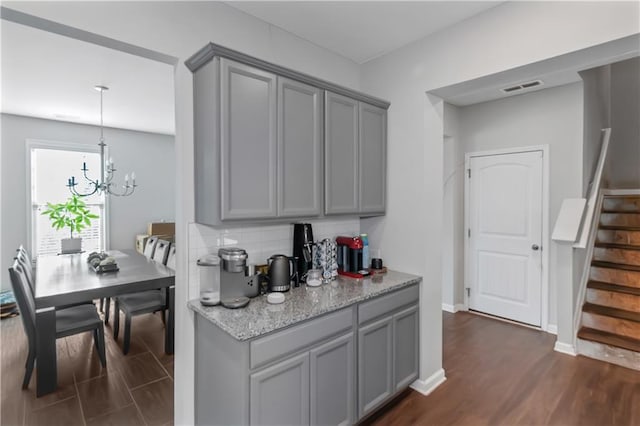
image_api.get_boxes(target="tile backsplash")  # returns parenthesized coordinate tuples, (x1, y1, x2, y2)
(188, 218, 360, 297)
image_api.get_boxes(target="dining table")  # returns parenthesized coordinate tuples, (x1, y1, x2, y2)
(34, 249, 175, 397)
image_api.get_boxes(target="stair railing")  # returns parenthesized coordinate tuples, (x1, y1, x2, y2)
(551, 128, 611, 348)
(574, 128, 611, 249)
(572, 128, 611, 337)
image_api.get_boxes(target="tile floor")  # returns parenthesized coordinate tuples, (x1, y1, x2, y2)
(1, 304, 173, 426)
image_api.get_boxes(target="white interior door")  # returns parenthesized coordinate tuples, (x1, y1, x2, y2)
(467, 150, 543, 326)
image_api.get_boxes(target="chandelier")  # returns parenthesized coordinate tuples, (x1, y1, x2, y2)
(67, 85, 137, 197)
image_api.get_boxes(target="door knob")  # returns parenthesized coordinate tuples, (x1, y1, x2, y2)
(531, 244, 540, 251)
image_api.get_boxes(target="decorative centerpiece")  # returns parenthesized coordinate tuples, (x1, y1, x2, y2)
(41, 194, 99, 254)
(87, 252, 119, 273)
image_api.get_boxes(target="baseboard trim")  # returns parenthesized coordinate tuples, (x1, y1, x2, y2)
(442, 304, 467, 313)
(546, 324, 558, 335)
(410, 368, 446, 396)
(554, 341, 577, 356)
(442, 303, 455, 313)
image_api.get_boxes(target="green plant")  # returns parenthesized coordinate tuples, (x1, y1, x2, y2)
(41, 195, 99, 239)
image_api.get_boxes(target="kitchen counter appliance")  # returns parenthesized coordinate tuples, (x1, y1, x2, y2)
(292, 223, 314, 282)
(218, 247, 260, 307)
(336, 236, 367, 278)
(267, 254, 296, 292)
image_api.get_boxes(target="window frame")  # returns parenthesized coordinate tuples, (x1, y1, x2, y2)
(26, 139, 110, 257)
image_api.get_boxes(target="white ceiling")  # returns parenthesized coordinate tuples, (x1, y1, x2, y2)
(1, 2, 502, 135)
(1, 20, 175, 135)
(227, 1, 502, 64)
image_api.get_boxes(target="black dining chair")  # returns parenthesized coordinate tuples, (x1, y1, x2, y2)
(8, 259, 107, 388)
(16, 245, 94, 311)
(15, 247, 35, 295)
(111, 239, 170, 354)
(113, 289, 166, 354)
(103, 236, 163, 325)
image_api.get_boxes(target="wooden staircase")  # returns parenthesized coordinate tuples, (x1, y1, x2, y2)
(577, 194, 640, 367)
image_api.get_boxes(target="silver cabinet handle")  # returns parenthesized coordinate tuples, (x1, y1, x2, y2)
(531, 244, 540, 251)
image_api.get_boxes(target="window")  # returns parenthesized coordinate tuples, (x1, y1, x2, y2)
(30, 143, 106, 257)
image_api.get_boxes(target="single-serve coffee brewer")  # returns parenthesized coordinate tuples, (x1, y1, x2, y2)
(292, 223, 314, 282)
(218, 247, 260, 308)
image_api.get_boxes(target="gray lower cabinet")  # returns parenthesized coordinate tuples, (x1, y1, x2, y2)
(250, 332, 355, 426)
(357, 285, 420, 419)
(392, 305, 419, 391)
(220, 58, 278, 220)
(310, 333, 355, 426)
(195, 284, 418, 425)
(250, 352, 310, 426)
(358, 316, 393, 417)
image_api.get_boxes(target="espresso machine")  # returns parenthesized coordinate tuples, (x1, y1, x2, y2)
(292, 223, 314, 282)
(218, 247, 260, 308)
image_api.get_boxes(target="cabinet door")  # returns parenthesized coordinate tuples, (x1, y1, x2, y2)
(359, 102, 387, 214)
(310, 333, 354, 426)
(393, 305, 419, 391)
(325, 91, 359, 214)
(278, 78, 323, 217)
(220, 58, 277, 220)
(358, 316, 393, 418)
(250, 353, 310, 426)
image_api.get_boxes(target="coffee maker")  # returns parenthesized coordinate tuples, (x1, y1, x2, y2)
(218, 247, 260, 308)
(292, 223, 314, 282)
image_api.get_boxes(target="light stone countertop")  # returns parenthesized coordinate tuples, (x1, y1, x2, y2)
(188, 270, 421, 341)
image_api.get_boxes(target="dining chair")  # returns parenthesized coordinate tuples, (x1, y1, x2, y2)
(8, 259, 107, 388)
(104, 237, 164, 324)
(143, 236, 159, 259)
(15, 247, 35, 295)
(113, 290, 166, 354)
(152, 239, 171, 265)
(166, 245, 177, 271)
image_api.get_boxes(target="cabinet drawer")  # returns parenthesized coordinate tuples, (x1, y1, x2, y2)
(251, 308, 353, 370)
(358, 284, 419, 325)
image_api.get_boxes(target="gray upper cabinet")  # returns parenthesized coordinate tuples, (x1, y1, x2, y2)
(250, 352, 310, 426)
(325, 91, 387, 216)
(325, 92, 359, 214)
(359, 103, 387, 214)
(220, 58, 277, 220)
(278, 78, 323, 217)
(188, 44, 389, 225)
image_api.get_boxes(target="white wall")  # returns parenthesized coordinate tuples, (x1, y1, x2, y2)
(1, 113, 175, 288)
(442, 103, 464, 310)
(458, 83, 584, 328)
(2, 2, 361, 423)
(609, 57, 640, 188)
(579, 65, 611, 195)
(361, 0, 639, 382)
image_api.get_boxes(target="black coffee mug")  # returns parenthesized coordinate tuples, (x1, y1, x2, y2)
(371, 258, 383, 269)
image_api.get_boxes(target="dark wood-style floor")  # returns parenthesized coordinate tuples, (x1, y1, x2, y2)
(368, 311, 640, 426)
(1, 306, 173, 426)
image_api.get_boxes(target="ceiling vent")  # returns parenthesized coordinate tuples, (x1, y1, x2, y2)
(500, 80, 544, 94)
